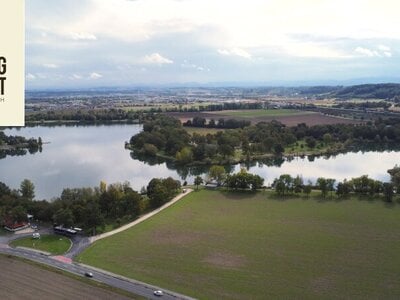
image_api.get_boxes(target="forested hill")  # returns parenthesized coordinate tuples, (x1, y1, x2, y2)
(331, 83, 400, 100)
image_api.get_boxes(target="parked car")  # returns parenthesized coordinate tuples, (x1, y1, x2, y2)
(153, 290, 163, 297)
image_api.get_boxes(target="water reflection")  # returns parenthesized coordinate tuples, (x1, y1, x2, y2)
(1, 124, 399, 199)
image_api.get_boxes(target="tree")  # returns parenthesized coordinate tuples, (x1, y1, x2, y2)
(0, 181, 11, 197)
(208, 165, 227, 186)
(317, 177, 328, 198)
(326, 178, 336, 198)
(303, 180, 312, 197)
(11, 206, 27, 223)
(305, 136, 317, 148)
(20, 179, 35, 201)
(273, 174, 293, 196)
(293, 175, 304, 194)
(83, 199, 104, 236)
(175, 147, 193, 164)
(383, 182, 394, 203)
(53, 208, 74, 228)
(336, 179, 351, 198)
(194, 176, 203, 190)
(388, 166, 400, 193)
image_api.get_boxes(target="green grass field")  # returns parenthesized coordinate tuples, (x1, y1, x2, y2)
(11, 234, 72, 255)
(78, 190, 400, 299)
(216, 109, 314, 118)
(184, 127, 223, 135)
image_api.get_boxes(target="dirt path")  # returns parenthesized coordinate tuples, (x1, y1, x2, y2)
(89, 188, 192, 243)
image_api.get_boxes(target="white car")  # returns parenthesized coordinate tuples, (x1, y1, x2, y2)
(153, 290, 163, 297)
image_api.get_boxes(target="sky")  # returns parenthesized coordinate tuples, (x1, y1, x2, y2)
(26, 0, 400, 89)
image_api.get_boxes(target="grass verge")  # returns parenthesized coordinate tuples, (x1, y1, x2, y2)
(10, 234, 72, 255)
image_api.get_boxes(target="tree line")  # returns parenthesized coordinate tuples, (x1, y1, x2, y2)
(184, 116, 250, 129)
(26, 108, 145, 123)
(0, 177, 181, 235)
(194, 164, 400, 203)
(271, 166, 400, 202)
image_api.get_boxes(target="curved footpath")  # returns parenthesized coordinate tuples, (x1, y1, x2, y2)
(90, 188, 193, 243)
(0, 188, 194, 300)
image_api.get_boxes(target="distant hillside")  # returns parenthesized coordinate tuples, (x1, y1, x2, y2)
(331, 83, 400, 100)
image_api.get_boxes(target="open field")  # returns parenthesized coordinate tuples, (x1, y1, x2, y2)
(184, 127, 223, 135)
(10, 234, 71, 255)
(78, 189, 400, 299)
(0, 255, 133, 300)
(209, 109, 313, 118)
(166, 110, 359, 126)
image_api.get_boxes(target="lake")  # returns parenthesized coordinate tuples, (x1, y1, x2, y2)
(1, 124, 399, 199)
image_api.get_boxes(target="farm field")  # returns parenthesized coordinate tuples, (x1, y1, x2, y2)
(10, 234, 71, 255)
(0, 255, 133, 300)
(166, 110, 359, 126)
(78, 189, 400, 299)
(209, 109, 313, 118)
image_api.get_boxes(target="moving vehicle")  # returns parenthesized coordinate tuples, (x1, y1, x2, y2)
(84, 272, 93, 278)
(153, 290, 163, 296)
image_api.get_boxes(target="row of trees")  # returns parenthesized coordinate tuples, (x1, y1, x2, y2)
(184, 117, 251, 129)
(26, 108, 144, 123)
(192, 166, 263, 191)
(272, 166, 400, 202)
(0, 176, 181, 235)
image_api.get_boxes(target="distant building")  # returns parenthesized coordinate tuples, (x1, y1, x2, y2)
(4, 219, 29, 232)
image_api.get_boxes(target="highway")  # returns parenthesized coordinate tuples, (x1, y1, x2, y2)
(0, 246, 194, 300)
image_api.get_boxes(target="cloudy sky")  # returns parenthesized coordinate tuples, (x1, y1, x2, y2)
(26, 0, 400, 89)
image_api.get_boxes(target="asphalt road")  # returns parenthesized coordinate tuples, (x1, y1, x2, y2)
(1, 191, 195, 299)
(0, 246, 194, 300)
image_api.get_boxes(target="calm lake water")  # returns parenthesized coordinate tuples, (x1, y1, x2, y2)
(1, 124, 399, 199)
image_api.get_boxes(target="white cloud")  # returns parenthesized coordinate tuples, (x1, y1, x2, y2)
(218, 48, 251, 59)
(89, 72, 102, 79)
(71, 74, 83, 80)
(70, 32, 97, 41)
(181, 60, 209, 71)
(354, 46, 392, 58)
(144, 53, 173, 64)
(354, 47, 380, 57)
(378, 45, 391, 51)
(26, 73, 36, 80)
(383, 51, 392, 57)
(43, 63, 58, 69)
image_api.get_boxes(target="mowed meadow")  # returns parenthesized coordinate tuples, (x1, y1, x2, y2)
(78, 189, 400, 299)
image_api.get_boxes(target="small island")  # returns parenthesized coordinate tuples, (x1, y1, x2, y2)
(128, 114, 400, 166)
(0, 131, 42, 159)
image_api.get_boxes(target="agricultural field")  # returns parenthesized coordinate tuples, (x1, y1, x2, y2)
(0, 255, 133, 300)
(166, 110, 359, 126)
(10, 234, 72, 255)
(209, 109, 312, 118)
(78, 189, 400, 299)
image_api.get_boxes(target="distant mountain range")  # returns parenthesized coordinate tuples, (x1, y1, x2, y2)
(26, 83, 400, 100)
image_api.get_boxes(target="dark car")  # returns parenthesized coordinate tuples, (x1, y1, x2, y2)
(84, 272, 93, 278)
